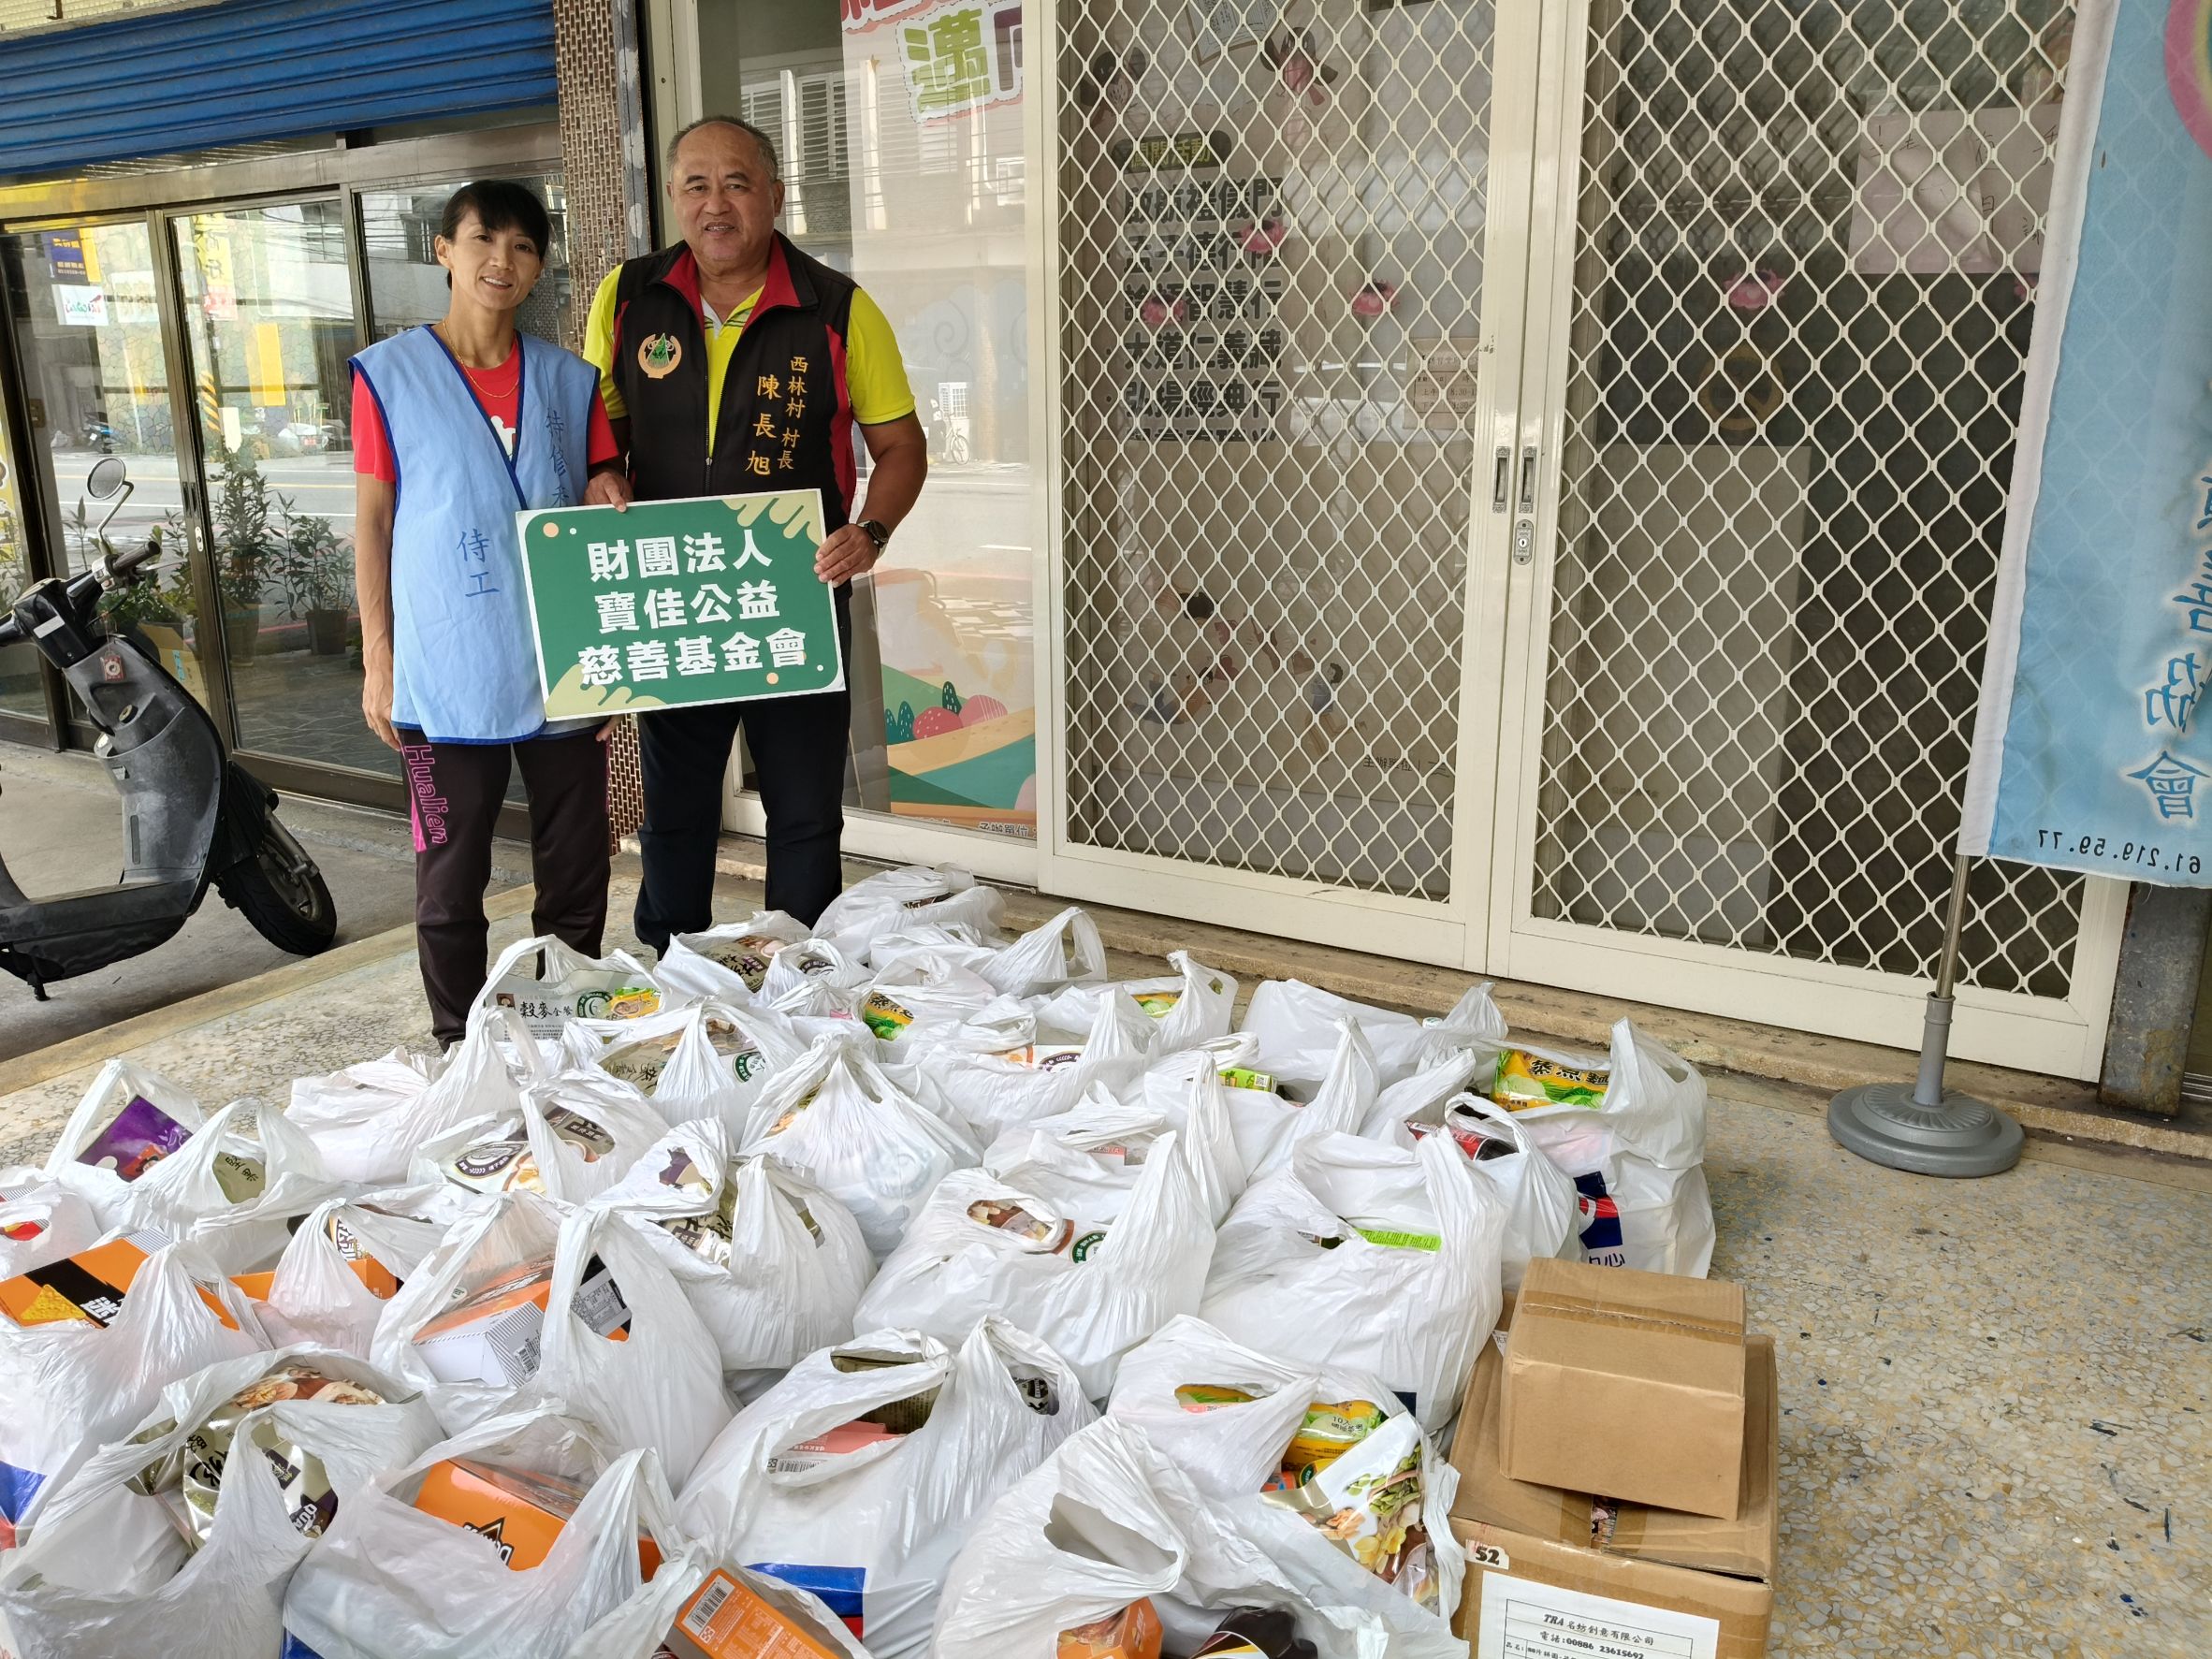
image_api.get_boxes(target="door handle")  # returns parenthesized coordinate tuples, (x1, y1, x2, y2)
(1518, 444, 1540, 515)
(1492, 445, 1511, 513)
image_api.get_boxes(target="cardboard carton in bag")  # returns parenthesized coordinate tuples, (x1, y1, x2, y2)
(1450, 1332, 1780, 1659)
(1499, 1259, 1746, 1520)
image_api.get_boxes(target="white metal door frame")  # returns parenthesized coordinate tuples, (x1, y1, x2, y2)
(1027, 0, 1548, 970)
(1484, 0, 2123, 1081)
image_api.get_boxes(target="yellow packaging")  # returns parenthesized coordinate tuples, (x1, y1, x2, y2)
(1492, 1047, 1610, 1111)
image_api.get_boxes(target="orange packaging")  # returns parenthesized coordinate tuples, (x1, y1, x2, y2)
(659, 1568, 849, 1659)
(231, 1256, 400, 1304)
(410, 1255, 630, 1388)
(0, 1237, 238, 1331)
(1059, 1600, 1164, 1659)
(412, 1458, 662, 1576)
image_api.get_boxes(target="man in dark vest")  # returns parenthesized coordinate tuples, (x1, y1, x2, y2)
(585, 115, 926, 947)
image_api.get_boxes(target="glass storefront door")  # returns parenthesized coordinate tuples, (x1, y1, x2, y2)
(170, 200, 378, 775)
(1, 220, 208, 711)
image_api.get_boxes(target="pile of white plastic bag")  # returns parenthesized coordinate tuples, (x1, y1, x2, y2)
(0, 865, 1715, 1659)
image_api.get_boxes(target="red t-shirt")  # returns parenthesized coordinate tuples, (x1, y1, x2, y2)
(352, 345, 618, 483)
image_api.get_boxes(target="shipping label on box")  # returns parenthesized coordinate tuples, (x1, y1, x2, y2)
(1475, 1569, 1720, 1659)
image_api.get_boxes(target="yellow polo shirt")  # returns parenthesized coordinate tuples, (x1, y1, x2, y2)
(583, 267, 915, 456)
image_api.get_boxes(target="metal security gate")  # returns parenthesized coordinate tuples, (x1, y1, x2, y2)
(1035, 0, 2124, 1075)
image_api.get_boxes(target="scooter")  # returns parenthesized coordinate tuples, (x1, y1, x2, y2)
(0, 457, 338, 998)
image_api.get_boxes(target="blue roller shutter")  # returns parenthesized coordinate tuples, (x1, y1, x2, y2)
(0, 0, 556, 181)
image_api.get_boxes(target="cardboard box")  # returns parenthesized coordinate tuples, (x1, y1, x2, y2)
(1450, 1332, 1780, 1659)
(410, 1255, 629, 1388)
(658, 1567, 850, 1659)
(413, 1458, 662, 1577)
(0, 1236, 238, 1330)
(1502, 1259, 1747, 1519)
(230, 1256, 400, 1304)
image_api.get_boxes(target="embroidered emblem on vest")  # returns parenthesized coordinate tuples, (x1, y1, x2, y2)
(637, 333, 682, 378)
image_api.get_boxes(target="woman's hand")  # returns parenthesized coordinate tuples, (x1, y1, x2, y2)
(362, 647, 400, 749)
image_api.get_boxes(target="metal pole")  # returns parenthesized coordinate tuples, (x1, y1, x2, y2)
(1828, 853, 2024, 1177)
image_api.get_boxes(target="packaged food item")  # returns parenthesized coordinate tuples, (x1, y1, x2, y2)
(994, 1043, 1086, 1071)
(1218, 1066, 1294, 1099)
(603, 1016, 767, 1090)
(658, 1566, 850, 1659)
(1275, 1397, 1388, 1485)
(441, 1106, 618, 1195)
(1490, 1047, 1609, 1111)
(1261, 1412, 1436, 1608)
(966, 1197, 1075, 1254)
(229, 1253, 400, 1304)
(1173, 1382, 1259, 1412)
(128, 1361, 386, 1548)
(1059, 1599, 1163, 1659)
(209, 1149, 268, 1202)
(409, 1254, 631, 1387)
(1130, 990, 1185, 1019)
(700, 933, 795, 991)
(0, 1235, 237, 1330)
(411, 1456, 662, 1575)
(1193, 1607, 1317, 1658)
(859, 989, 916, 1040)
(74, 1094, 193, 1181)
(765, 1417, 909, 1476)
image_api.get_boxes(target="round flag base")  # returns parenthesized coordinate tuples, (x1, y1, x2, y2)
(1827, 1081, 2024, 1178)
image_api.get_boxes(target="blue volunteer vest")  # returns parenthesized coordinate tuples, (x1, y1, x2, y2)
(350, 326, 597, 742)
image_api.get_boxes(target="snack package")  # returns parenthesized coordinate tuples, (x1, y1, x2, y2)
(1490, 1045, 1609, 1110)
(1, 1234, 238, 1330)
(440, 1105, 616, 1194)
(128, 1359, 391, 1549)
(1259, 1413, 1436, 1609)
(38, 1060, 206, 1226)
(75, 1093, 194, 1182)
(653, 910, 816, 1002)
(409, 1253, 631, 1389)
(412, 1456, 662, 1576)
(476, 933, 664, 1038)
(658, 1565, 852, 1659)
(1059, 1600, 1164, 1659)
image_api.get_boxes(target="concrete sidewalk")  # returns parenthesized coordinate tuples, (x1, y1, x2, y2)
(0, 864, 2203, 1657)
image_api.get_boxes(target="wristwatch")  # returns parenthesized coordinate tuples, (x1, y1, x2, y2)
(857, 518, 893, 555)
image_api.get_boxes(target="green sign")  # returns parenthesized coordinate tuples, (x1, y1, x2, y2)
(517, 489, 844, 720)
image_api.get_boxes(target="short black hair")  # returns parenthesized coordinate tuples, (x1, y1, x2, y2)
(665, 115, 780, 181)
(438, 180, 553, 257)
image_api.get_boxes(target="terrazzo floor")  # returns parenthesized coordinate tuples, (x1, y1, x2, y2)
(0, 870, 2205, 1659)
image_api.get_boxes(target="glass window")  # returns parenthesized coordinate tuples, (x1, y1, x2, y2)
(699, 0, 1038, 840)
(359, 175, 575, 343)
(0, 413, 37, 721)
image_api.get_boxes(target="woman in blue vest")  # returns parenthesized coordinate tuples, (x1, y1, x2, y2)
(351, 179, 634, 1046)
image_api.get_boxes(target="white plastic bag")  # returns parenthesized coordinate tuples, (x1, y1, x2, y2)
(741, 1038, 978, 1258)
(370, 1190, 564, 1433)
(291, 1010, 546, 1186)
(282, 1408, 691, 1659)
(1107, 1316, 1466, 1651)
(910, 990, 1152, 1144)
(976, 905, 1107, 997)
(982, 1074, 1245, 1227)
(856, 1128, 1215, 1401)
(417, 1072, 666, 1206)
(589, 1119, 873, 1393)
(935, 1415, 1401, 1659)
(0, 1346, 441, 1659)
(286, 1050, 441, 1173)
(38, 1058, 205, 1225)
(1201, 1130, 1504, 1433)
(1241, 978, 1437, 1091)
(652, 910, 815, 1001)
(1375, 1096, 1584, 1291)
(248, 1187, 456, 1357)
(1159, 1019, 1379, 1179)
(117, 1099, 344, 1274)
(1039, 951, 1239, 1055)
(677, 1320, 1094, 1659)
(525, 1205, 734, 1486)
(0, 1240, 264, 1543)
(855, 952, 1001, 1063)
(0, 1179, 98, 1280)
(571, 1000, 806, 1134)
(475, 934, 664, 1039)
(813, 866, 1007, 963)
(758, 934, 872, 1000)
(1501, 1021, 1714, 1276)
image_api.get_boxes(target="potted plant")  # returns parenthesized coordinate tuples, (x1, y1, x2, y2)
(274, 502, 351, 655)
(208, 444, 279, 662)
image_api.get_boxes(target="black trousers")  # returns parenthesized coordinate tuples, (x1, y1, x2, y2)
(399, 728, 610, 1045)
(633, 684, 851, 953)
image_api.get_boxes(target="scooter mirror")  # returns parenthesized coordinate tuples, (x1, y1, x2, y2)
(86, 456, 129, 500)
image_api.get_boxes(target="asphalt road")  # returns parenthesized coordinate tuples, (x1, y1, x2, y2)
(45, 450, 362, 549)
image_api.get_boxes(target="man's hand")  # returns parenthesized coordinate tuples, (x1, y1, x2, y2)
(584, 469, 633, 511)
(814, 523, 881, 585)
(361, 648, 400, 750)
